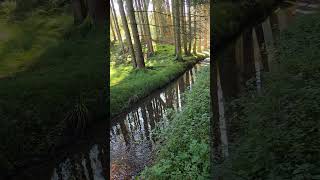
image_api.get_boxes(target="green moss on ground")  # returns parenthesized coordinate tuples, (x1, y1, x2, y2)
(0, 8, 107, 175)
(110, 44, 208, 117)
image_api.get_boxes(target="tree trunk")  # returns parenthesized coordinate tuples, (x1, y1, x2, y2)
(193, 5, 197, 54)
(127, 0, 145, 68)
(118, 0, 137, 68)
(110, 12, 117, 41)
(111, 0, 125, 53)
(87, 0, 106, 26)
(181, 0, 188, 55)
(134, 0, 146, 44)
(171, 0, 177, 49)
(152, 0, 160, 41)
(174, 0, 182, 60)
(187, 0, 192, 55)
(71, 0, 86, 25)
(141, 0, 154, 57)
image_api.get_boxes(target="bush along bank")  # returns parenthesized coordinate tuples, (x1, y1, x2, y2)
(212, 0, 280, 49)
(140, 66, 210, 179)
(218, 14, 320, 179)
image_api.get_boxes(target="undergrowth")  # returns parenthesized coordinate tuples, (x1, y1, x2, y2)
(140, 66, 210, 179)
(218, 13, 320, 179)
(0, 5, 107, 176)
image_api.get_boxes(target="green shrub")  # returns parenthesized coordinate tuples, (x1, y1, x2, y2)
(140, 67, 210, 179)
(219, 13, 320, 179)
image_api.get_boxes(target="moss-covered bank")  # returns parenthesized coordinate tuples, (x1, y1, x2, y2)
(110, 44, 207, 117)
(0, 8, 107, 177)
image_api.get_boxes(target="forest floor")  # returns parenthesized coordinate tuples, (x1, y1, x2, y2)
(0, 8, 106, 175)
(140, 65, 210, 179)
(110, 44, 208, 117)
(218, 13, 320, 179)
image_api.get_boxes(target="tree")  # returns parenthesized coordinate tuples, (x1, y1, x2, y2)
(140, 0, 154, 57)
(181, 0, 188, 55)
(127, 0, 145, 68)
(174, 0, 182, 60)
(71, 0, 106, 26)
(117, 0, 137, 68)
(71, 0, 86, 25)
(111, 0, 125, 53)
(110, 14, 117, 42)
(193, 4, 197, 54)
(187, 0, 192, 55)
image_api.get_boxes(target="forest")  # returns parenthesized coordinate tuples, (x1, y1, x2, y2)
(110, 0, 210, 178)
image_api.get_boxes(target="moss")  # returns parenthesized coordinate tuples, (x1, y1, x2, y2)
(0, 8, 107, 173)
(110, 44, 208, 117)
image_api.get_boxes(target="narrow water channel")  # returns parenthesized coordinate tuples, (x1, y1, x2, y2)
(9, 59, 209, 180)
(212, 0, 318, 160)
(110, 59, 209, 179)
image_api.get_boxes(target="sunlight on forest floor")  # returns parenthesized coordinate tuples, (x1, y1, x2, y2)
(0, 11, 72, 78)
(110, 44, 208, 116)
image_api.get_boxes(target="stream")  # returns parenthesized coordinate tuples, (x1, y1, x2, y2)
(9, 59, 209, 180)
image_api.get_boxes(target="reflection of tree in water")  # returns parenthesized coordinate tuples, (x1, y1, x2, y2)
(51, 144, 107, 180)
(211, 4, 296, 170)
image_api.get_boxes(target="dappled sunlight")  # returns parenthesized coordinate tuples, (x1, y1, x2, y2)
(0, 12, 72, 78)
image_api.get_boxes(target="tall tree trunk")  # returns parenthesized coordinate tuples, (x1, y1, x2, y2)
(197, 6, 202, 53)
(174, 0, 182, 60)
(141, 0, 154, 57)
(71, 0, 86, 25)
(171, 0, 177, 48)
(127, 0, 145, 68)
(193, 5, 197, 54)
(187, 0, 192, 55)
(87, 0, 107, 26)
(135, 0, 146, 44)
(181, 0, 188, 55)
(111, 0, 125, 53)
(118, 0, 137, 68)
(110, 13, 117, 41)
(152, 0, 160, 41)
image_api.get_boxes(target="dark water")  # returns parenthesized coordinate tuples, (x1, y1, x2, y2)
(211, 0, 318, 159)
(9, 59, 209, 180)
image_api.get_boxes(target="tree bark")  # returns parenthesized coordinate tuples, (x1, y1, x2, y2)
(111, 0, 125, 53)
(141, 0, 154, 57)
(118, 0, 137, 68)
(181, 0, 188, 55)
(171, 0, 177, 49)
(127, 0, 145, 68)
(71, 0, 86, 25)
(193, 5, 197, 54)
(110, 12, 117, 41)
(187, 0, 192, 55)
(87, 0, 107, 26)
(174, 0, 182, 60)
